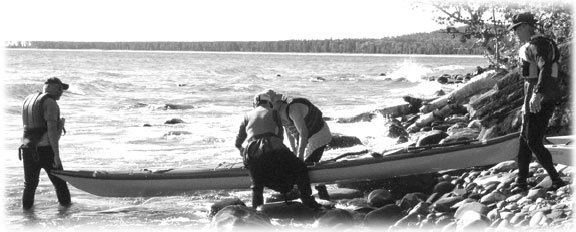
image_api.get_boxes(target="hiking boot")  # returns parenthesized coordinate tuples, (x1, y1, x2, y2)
(315, 184, 330, 200)
(510, 182, 529, 194)
(301, 196, 322, 210)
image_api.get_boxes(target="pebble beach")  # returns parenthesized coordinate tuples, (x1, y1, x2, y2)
(207, 160, 573, 231)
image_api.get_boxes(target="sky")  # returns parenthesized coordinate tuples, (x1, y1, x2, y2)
(0, 0, 448, 42)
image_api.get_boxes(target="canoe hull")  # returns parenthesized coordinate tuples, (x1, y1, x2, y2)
(53, 133, 533, 197)
(546, 143, 573, 166)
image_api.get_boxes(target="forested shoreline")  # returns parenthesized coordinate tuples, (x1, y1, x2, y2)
(5, 31, 485, 55)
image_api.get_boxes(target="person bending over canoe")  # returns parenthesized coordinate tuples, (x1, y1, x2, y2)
(265, 89, 331, 165)
(509, 12, 566, 192)
(235, 92, 321, 209)
(20, 77, 72, 210)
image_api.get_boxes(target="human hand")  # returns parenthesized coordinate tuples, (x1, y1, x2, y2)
(529, 93, 542, 113)
(60, 118, 66, 135)
(53, 156, 63, 169)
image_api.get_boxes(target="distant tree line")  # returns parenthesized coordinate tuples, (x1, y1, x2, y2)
(6, 31, 484, 55)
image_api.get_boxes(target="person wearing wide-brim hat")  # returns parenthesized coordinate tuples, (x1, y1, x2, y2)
(508, 12, 566, 192)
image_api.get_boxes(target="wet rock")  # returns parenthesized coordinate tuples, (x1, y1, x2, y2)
(398, 192, 426, 211)
(530, 211, 546, 227)
(343, 198, 373, 212)
(454, 202, 488, 220)
(396, 136, 409, 144)
(315, 208, 355, 228)
(164, 131, 192, 136)
(164, 118, 185, 124)
(435, 214, 453, 226)
(416, 130, 448, 146)
(367, 189, 395, 208)
(364, 204, 403, 227)
(432, 196, 466, 212)
(209, 198, 247, 218)
(393, 212, 419, 227)
(440, 129, 479, 144)
(433, 181, 456, 196)
(259, 201, 317, 221)
(327, 134, 363, 149)
(526, 189, 547, 201)
(451, 198, 476, 210)
(487, 208, 500, 221)
(325, 188, 363, 200)
(489, 161, 518, 173)
(500, 211, 514, 221)
(333, 112, 376, 123)
(337, 173, 436, 199)
(164, 103, 195, 110)
(442, 221, 458, 231)
(473, 172, 516, 188)
(408, 201, 430, 216)
(510, 212, 528, 224)
(211, 205, 272, 229)
(506, 193, 525, 203)
(384, 118, 409, 138)
(467, 119, 482, 130)
(457, 211, 489, 231)
(437, 75, 449, 84)
(480, 191, 507, 205)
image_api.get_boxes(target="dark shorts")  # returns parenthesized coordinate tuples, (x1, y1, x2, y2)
(245, 147, 309, 194)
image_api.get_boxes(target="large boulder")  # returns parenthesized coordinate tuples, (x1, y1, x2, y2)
(164, 118, 185, 124)
(364, 204, 403, 227)
(337, 173, 437, 198)
(208, 198, 246, 218)
(367, 189, 395, 208)
(432, 196, 466, 212)
(384, 118, 409, 138)
(315, 208, 356, 228)
(259, 201, 317, 221)
(415, 130, 449, 146)
(327, 134, 363, 149)
(211, 205, 272, 229)
(323, 188, 364, 200)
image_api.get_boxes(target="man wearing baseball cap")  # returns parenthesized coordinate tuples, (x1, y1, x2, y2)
(508, 12, 566, 192)
(20, 77, 71, 209)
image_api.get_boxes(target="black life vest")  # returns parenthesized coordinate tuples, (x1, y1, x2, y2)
(284, 98, 325, 138)
(519, 35, 560, 80)
(21, 92, 53, 143)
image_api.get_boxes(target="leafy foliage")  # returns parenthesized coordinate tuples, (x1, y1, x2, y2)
(418, 0, 572, 67)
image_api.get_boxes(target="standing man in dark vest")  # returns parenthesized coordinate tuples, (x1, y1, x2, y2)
(508, 12, 566, 192)
(21, 77, 71, 209)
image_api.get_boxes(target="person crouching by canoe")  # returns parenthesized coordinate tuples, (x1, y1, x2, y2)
(264, 89, 332, 165)
(235, 92, 322, 209)
(20, 77, 72, 210)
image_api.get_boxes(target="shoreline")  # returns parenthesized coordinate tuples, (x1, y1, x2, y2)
(2, 48, 486, 58)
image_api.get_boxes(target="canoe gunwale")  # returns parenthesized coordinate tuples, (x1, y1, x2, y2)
(53, 132, 520, 181)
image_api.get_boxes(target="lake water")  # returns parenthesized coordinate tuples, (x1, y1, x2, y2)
(2, 49, 488, 231)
